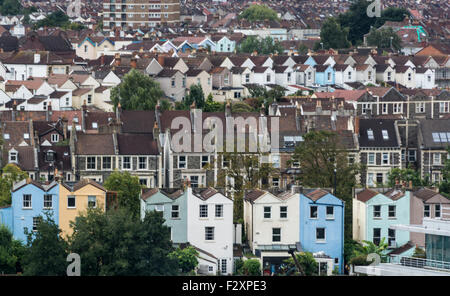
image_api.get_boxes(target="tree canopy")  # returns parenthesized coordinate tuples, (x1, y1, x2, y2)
(103, 171, 142, 218)
(238, 36, 284, 55)
(319, 17, 351, 49)
(0, 164, 28, 206)
(68, 208, 178, 276)
(168, 246, 199, 274)
(35, 10, 70, 28)
(291, 131, 361, 239)
(239, 5, 279, 22)
(0, 225, 25, 274)
(22, 213, 68, 276)
(366, 27, 402, 51)
(110, 69, 167, 111)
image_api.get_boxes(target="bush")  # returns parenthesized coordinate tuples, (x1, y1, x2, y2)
(349, 255, 371, 266)
(242, 259, 261, 275)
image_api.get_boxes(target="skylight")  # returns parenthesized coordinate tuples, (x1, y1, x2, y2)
(367, 129, 374, 140)
(382, 130, 389, 140)
(3, 133, 9, 139)
(432, 132, 450, 143)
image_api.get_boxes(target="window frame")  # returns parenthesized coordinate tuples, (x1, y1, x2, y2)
(86, 156, 96, 170)
(23, 194, 32, 209)
(171, 205, 179, 219)
(215, 204, 223, 218)
(43, 194, 52, 209)
(310, 205, 318, 219)
(280, 206, 287, 219)
(272, 228, 281, 242)
(67, 195, 76, 209)
(88, 196, 97, 208)
(199, 204, 208, 218)
(316, 227, 326, 242)
(373, 205, 381, 218)
(263, 206, 271, 219)
(205, 226, 214, 241)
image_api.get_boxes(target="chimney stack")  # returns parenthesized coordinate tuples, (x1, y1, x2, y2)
(130, 57, 137, 69)
(114, 53, 121, 67)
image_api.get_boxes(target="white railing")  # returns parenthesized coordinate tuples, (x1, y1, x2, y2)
(390, 255, 450, 272)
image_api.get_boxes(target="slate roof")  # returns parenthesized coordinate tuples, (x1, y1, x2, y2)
(76, 133, 115, 155)
(117, 133, 159, 155)
(303, 188, 331, 201)
(120, 110, 156, 134)
(419, 119, 450, 149)
(244, 189, 266, 202)
(358, 119, 399, 148)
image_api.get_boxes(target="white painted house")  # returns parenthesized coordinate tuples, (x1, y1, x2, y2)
(244, 189, 300, 272)
(187, 187, 234, 275)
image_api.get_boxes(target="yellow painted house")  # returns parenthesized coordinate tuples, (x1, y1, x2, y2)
(59, 179, 107, 237)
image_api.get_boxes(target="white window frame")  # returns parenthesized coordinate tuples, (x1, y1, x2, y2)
(43, 194, 52, 209)
(388, 205, 396, 218)
(178, 155, 186, 169)
(215, 204, 223, 218)
(310, 205, 318, 219)
(326, 206, 334, 220)
(199, 204, 208, 218)
(67, 195, 76, 209)
(264, 206, 271, 219)
(23, 194, 32, 209)
(122, 156, 131, 170)
(138, 156, 147, 170)
(272, 228, 281, 242)
(171, 205, 179, 219)
(86, 156, 96, 170)
(205, 226, 214, 241)
(280, 206, 287, 219)
(316, 227, 326, 242)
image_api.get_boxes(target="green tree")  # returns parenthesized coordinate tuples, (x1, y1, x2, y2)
(338, 0, 376, 46)
(350, 238, 389, 264)
(374, 7, 410, 28)
(104, 171, 142, 218)
(366, 27, 402, 50)
(0, 0, 22, 15)
(22, 213, 68, 276)
(0, 225, 25, 274)
(320, 17, 351, 49)
(168, 246, 199, 274)
(241, 259, 261, 275)
(69, 208, 178, 275)
(387, 167, 423, 187)
(291, 131, 361, 239)
(203, 94, 224, 112)
(110, 69, 164, 111)
(238, 36, 284, 55)
(35, 10, 70, 28)
(439, 147, 450, 198)
(177, 84, 205, 110)
(239, 5, 279, 22)
(0, 164, 28, 206)
(284, 252, 318, 276)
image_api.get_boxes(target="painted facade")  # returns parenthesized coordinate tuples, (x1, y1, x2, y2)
(299, 189, 344, 274)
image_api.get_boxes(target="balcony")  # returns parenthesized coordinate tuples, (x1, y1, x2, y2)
(390, 255, 450, 272)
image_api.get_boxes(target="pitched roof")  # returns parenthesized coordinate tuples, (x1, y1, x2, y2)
(244, 189, 266, 202)
(356, 188, 379, 202)
(303, 188, 330, 201)
(117, 134, 158, 155)
(76, 133, 115, 155)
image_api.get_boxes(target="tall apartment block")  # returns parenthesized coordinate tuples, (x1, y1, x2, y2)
(102, 0, 180, 31)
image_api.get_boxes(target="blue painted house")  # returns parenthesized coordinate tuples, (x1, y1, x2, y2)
(300, 189, 344, 274)
(314, 65, 335, 86)
(213, 36, 236, 53)
(140, 188, 188, 244)
(10, 179, 59, 242)
(0, 206, 13, 231)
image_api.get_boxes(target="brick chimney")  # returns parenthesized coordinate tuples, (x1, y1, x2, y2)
(130, 57, 137, 69)
(354, 116, 359, 134)
(157, 55, 165, 67)
(114, 53, 121, 67)
(100, 54, 105, 66)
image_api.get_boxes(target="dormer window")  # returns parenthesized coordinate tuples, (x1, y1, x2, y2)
(9, 149, 18, 163)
